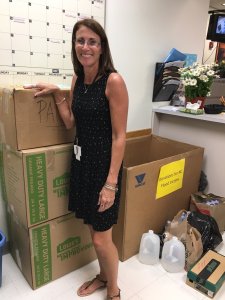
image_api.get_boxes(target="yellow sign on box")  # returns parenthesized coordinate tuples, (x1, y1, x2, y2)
(156, 159, 185, 199)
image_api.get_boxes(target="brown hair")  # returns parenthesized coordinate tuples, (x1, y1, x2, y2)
(71, 18, 117, 76)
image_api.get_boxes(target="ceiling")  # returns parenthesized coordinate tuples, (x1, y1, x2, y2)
(209, 0, 225, 10)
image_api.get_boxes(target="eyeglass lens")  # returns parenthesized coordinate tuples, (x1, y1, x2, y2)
(75, 38, 100, 47)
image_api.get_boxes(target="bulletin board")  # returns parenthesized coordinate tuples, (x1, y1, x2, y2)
(0, 0, 105, 86)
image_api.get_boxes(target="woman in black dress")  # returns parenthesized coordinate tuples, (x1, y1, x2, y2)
(25, 19, 128, 300)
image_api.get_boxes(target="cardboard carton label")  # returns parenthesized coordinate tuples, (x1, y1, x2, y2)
(26, 153, 48, 224)
(32, 224, 52, 288)
(156, 159, 185, 199)
(57, 236, 80, 253)
(53, 172, 70, 197)
(135, 173, 146, 187)
(57, 236, 93, 261)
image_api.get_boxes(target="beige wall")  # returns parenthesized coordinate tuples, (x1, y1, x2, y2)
(106, 0, 210, 131)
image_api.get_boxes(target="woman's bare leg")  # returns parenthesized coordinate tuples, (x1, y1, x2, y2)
(77, 226, 120, 298)
(91, 227, 120, 298)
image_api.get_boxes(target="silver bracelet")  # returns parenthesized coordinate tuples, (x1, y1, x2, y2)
(56, 97, 66, 105)
(104, 183, 118, 192)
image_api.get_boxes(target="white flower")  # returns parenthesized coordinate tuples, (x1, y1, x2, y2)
(182, 79, 191, 86)
(192, 70, 201, 76)
(207, 70, 215, 76)
(199, 75, 209, 82)
(190, 79, 197, 86)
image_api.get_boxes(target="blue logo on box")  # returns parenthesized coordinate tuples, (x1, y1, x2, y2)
(135, 173, 146, 187)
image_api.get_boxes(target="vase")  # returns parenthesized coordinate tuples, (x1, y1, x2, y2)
(185, 97, 206, 109)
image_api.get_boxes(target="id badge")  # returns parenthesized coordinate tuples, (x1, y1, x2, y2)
(74, 145, 81, 161)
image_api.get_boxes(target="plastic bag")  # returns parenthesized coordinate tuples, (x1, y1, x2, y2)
(187, 211, 222, 253)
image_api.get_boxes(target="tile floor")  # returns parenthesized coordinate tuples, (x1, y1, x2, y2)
(0, 232, 225, 300)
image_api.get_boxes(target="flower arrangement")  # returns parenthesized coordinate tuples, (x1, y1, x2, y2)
(179, 62, 219, 99)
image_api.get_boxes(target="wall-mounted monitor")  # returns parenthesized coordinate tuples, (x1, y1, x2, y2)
(207, 13, 225, 43)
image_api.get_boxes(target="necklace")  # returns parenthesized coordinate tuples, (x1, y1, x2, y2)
(83, 72, 99, 94)
(84, 84, 90, 94)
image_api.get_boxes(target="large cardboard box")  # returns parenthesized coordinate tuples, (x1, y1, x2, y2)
(190, 192, 225, 232)
(2, 143, 73, 227)
(186, 250, 225, 298)
(113, 134, 204, 261)
(0, 87, 75, 150)
(8, 210, 96, 289)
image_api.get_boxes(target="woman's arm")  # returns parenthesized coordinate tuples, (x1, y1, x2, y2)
(98, 72, 129, 212)
(53, 76, 76, 129)
(106, 72, 129, 185)
(24, 75, 77, 129)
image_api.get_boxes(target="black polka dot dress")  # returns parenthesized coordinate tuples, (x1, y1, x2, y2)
(68, 72, 122, 232)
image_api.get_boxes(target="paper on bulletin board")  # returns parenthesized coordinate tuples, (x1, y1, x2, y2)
(156, 159, 185, 199)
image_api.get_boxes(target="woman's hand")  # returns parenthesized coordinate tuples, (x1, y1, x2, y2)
(24, 82, 75, 129)
(23, 83, 60, 98)
(98, 187, 115, 212)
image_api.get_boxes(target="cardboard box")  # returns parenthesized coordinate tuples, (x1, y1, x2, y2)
(0, 87, 75, 150)
(2, 143, 73, 227)
(0, 143, 7, 202)
(113, 134, 204, 261)
(190, 192, 225, 232)
(186, 250, 225, 298)
(8, 210, 96, 289)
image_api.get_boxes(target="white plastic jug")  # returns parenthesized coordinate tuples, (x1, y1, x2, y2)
(161, 236, 185, 272)
(138, 230, 160, 265)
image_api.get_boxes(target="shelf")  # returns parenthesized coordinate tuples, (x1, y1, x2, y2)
(152, 106, 225, 124)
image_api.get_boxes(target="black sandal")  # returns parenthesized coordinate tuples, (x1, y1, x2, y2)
(77, 274, 107, 297)
(107, 288, 121, 299)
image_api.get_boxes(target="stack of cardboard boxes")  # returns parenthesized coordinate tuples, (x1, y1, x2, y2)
(0, 88, 96, 289)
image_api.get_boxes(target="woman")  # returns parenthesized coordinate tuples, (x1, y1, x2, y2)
(25, 19, 128, 299)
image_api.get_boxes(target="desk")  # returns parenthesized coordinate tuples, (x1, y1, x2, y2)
(152, 106, 225, 195)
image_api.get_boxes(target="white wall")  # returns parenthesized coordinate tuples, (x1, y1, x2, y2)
(105, 0, 210, 131)
(0, 0, 211, 239)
